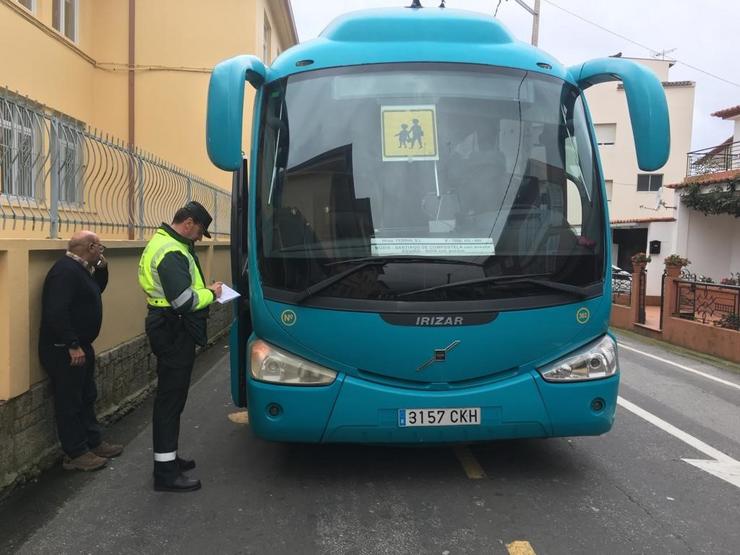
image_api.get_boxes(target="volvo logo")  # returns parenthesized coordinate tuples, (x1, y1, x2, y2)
(417, 340, 461, 372)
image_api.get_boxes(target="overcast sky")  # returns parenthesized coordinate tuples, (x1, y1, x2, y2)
(290, 0, 739, 152)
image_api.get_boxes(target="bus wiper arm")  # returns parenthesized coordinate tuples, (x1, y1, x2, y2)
(295, 256, 485, 304)
(505, 278, 592, 298)
(397, 272, 586, 298)
(294, 260, 387, 304)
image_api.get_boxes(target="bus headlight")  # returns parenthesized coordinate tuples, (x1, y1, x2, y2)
(250, 339, 337, 386)
(537, 335, 618, 382)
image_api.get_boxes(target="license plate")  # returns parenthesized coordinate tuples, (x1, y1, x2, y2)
(398, 408, 481, 427)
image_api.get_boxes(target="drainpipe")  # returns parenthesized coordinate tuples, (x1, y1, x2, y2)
(127, 0, 136, 239)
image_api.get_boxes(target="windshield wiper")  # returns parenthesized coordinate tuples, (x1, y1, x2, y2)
(397, 273, 591, 299)
(294, 256, 485, 304)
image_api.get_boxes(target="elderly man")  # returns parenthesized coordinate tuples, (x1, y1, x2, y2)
(39, 230, 123, 472)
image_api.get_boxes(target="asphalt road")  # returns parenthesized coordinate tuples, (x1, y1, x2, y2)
(1, 331, 738, 554)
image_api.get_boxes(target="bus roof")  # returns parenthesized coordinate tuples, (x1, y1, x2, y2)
(268, 8, 570, 83)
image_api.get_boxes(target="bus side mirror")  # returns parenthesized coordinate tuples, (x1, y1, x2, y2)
(568, 58, 670, 171)
(207, 55, 267, 171)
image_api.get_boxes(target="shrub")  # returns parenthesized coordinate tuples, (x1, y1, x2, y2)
(716, 313, 740, 331)
(631, 252, 651, 265)
(664, 254, 690, 267)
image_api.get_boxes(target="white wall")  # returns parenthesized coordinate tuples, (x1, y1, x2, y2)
(731, 223, 740, 275)
(586, 58, 695, 223)
(683, 210, 740, 280)
(645, 221, 677, 294)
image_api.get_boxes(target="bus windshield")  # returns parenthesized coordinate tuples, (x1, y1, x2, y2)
(257, 63, 605, 306)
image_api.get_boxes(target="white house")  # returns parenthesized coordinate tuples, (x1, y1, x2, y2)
(668, 104, 740, 282)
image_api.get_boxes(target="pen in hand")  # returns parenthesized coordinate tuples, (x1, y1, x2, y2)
(208, 280, 224, 298)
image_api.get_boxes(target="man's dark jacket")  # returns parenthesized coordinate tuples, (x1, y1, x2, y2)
(39, 256, 108, 348)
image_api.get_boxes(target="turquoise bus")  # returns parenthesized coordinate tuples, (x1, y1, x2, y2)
(206, 6, 669, 443)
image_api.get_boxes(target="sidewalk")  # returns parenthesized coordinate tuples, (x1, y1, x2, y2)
(612, 327, 740, 375)
(0, 336, 230, 552)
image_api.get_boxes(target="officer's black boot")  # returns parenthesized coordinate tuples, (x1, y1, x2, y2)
(153, 461, 201, 492)
(176, 456, 196, 472)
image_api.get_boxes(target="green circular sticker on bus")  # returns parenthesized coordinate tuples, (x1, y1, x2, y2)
(576, 307, 590, 324)
(280, 309, 297, 326)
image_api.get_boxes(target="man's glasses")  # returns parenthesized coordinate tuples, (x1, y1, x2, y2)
(91, 242, 106, 252)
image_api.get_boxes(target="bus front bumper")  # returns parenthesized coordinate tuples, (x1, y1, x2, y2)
(246, 372, 619, 443)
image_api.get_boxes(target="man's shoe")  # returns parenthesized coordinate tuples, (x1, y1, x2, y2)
(62, 451, 108, 472)
(91, 441, 124, 459)
(154, 474, 202, 493)
(176, 456, 196, 471)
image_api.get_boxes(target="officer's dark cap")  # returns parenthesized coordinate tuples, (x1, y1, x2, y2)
(183, 201, 212, 238)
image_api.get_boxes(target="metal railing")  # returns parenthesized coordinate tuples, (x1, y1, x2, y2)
(0, 88, 230, 239)
(674, 279, 740, 330)
(611, 275, 632, 305)
(686, 141, 740, 178)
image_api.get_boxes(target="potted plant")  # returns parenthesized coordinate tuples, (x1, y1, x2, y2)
(630, 252, 651, 265)
(664, 254, 690, 268)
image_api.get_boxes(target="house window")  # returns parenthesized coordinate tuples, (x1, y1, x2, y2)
(263, 14, 272, 63)
(637, 173, 663, 192)
(594, 123, 616, 145)
(0, 101, 41, 199)
(18, 0, 34, 12)
(53, 0, 78, 42)
(605, 179, 613, 201)
(53, 121, 84, 204)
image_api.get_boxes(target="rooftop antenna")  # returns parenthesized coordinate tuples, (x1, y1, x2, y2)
(653, 48, 677, 60)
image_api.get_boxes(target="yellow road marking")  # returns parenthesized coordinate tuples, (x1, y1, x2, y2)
(228, 411, 249, 424)
(453, 445, 486, 479)
(506, 540, 537, 555)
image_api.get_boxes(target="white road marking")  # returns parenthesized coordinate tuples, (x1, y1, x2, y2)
(618, 396, 740, 489)
(618, 343, 740, 391)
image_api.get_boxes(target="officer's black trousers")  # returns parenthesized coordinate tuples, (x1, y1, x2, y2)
(39, 344, 102, 459)
(146, 310, 196, 482)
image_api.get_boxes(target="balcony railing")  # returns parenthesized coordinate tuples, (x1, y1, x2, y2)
(686, 141, 740, 178)
(674, 279, 740, 330)
(0, 88, 230, 239)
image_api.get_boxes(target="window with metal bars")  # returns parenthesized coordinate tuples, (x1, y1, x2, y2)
(0, 101, 41, 199)
(53, 120, 84, 204)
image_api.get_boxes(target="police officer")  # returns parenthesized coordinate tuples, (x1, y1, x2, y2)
(138, 201, 222, 492)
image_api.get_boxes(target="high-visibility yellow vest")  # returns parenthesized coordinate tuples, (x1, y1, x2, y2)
(138, 228, 213, 311)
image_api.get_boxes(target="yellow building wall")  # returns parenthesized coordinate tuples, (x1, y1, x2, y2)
(91, 0, 131, 140)
(134, 0, 260, 188)
(0, 239, 231, 400)
(0, 0, 97, 125)
(1, 0, 296, 192)
(0, 0, 296, 399)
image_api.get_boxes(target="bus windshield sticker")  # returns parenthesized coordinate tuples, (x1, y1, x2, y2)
(381, 105, 439, 162)
(370, 237, 494, 257)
